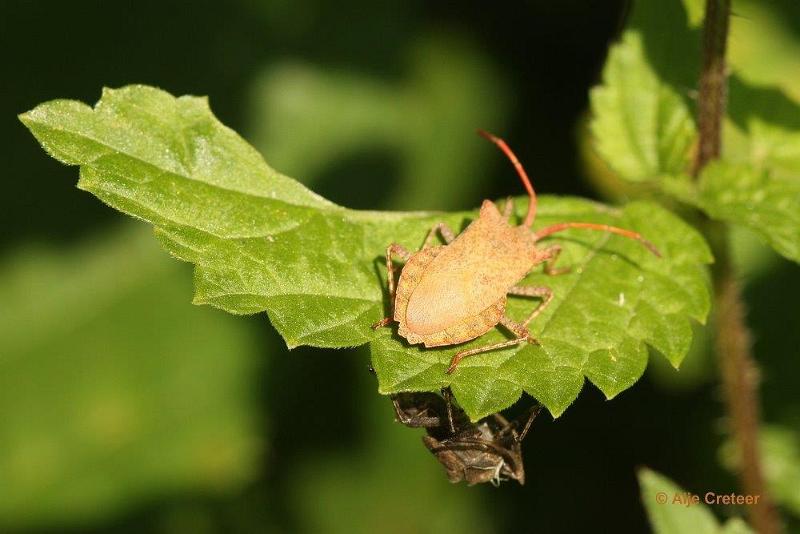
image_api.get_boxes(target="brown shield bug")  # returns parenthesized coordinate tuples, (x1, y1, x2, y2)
(391, 390, 540, 486)
(373, 130, 660, 373)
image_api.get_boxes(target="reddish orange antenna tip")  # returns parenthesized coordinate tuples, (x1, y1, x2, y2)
(643, 240, 662, 258)
(476, 128, 498, 142)
(476, 129, 537, 228)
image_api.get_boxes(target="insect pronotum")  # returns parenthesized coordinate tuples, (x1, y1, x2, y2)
(373, 130, 660, 374)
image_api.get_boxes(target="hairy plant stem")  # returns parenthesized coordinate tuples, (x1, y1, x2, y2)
(693, 0, 729, 174)
(694, 1, 781, 532)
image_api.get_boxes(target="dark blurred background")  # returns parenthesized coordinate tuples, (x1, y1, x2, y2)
(2, 1, 799, 533)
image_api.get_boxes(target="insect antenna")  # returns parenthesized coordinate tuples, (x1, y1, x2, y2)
(477, 129, 537, 228)
(533, 222, 662, 257)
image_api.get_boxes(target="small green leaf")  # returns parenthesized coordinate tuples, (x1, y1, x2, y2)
(727, 1, 800, 103)
(725, 77, 800, 183)
(696, 161, 800, 263)
(0, 225, 261, 529)
(21, 86, 712, 420)
(590, 30, 697, 182)
(638, 468, 754, 534)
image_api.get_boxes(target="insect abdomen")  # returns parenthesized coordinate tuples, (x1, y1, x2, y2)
(417, 296, 506, 347)
(394, 246, 442, 342)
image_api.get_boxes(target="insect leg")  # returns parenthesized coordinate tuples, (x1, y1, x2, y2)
(372, 244, 411, 329)
(507, 285, 553, 327)
(538, 245, 570, 275)
(446, 337, 529, 374)
(446, 316, 536, 374)
(390, 395, 440, 428)
(491, 408, 537, 441)
(516, 403, 542, 442)
(491, 412, 514, 438)
(422, 222, 456, 249)
(441, 387, 456, 434)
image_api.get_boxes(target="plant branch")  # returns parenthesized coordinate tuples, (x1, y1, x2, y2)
(712, 239, 780, 534)
(693, 0, 729, 173)
(694, 1, 781, 533)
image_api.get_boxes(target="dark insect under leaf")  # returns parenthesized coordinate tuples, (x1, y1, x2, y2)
(390, 390, 541, 486)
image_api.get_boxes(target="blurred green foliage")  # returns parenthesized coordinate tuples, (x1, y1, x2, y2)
(3, 0, 800, 533)
(247, 35, 509, 211)
(721, 426, 800, 518)
(286, 368, 490, 534)
(0, 225, 262, 530)
(639, 468, 753, 534)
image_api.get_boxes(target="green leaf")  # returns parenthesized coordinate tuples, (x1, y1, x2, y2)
(638, 468, 754, 534)
(374, 200, 711, 418)
(21, 85, 712, 420)
(588, 0, 800, 264)
(726, 78, 800, 180)
(589, 30, 697, 182)
(696, 161, 800, 263)
(680, 0, 705, 28)
(0, 224, 262, 529)
(591, 1, 800, 199)
(727, 0, 800, 103)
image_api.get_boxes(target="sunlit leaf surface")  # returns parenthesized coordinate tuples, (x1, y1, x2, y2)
(22, 86, 711, 419)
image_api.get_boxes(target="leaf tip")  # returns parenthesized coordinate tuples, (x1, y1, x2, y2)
(17, 110, 32, 127)
(18, 106, 46, 134)
(597, 379, 630, 401)
(636, 465, 657, 484)
(668, 356, 684, 370)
